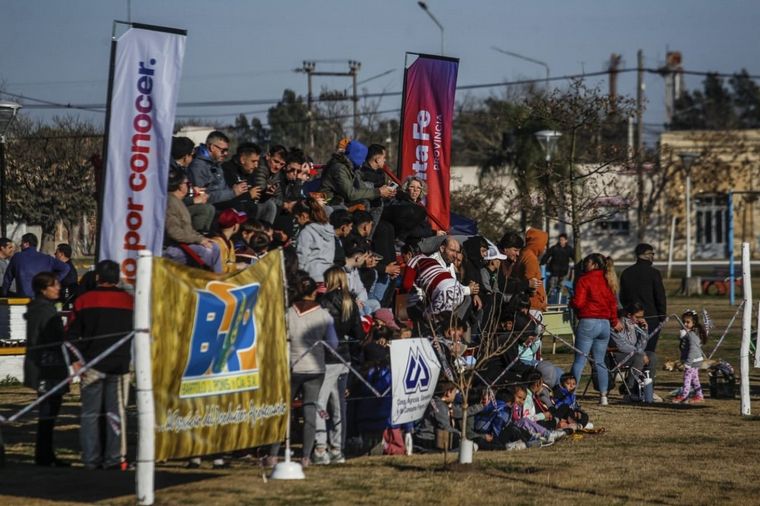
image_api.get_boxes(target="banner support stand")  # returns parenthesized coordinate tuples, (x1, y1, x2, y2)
(740, 242, 752, 416)
(135, 250, 155, 504)
(270, 342, 304, 480)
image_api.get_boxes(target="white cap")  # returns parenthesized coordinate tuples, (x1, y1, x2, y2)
(484, 244, 507, 261)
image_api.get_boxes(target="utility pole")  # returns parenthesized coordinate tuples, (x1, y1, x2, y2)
(349, 60, 361, 139)
(295, 60, 361, 143)
(301, 61, 316, 150)
(607, 53, 622, 113)
(636, 49, 645, 241)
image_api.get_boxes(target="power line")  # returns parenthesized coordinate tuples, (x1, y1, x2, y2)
(3, 66, 759, 113)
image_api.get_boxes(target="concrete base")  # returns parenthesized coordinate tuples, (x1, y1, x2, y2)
(270, 461, 305, 480)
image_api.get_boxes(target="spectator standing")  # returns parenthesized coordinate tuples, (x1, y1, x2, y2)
(619, 243, 667, 352)
(294, 198, 335, 284)
(0, 237, 16, 293)
(515, 228, 549, 316)
(68, 260, 134, 470)
(24, 272, 69, 467)
(54, 243, 78, 306)
(2, 233, 70, 298)
(570, 253, 621, 406)
(541, 233, 574, 303)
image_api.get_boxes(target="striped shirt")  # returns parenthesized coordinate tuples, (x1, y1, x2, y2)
(407, 255, 454, 299)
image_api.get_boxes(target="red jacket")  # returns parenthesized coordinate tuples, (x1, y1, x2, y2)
(570, 269, 618, 327)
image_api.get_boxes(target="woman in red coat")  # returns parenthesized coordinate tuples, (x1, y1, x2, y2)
(569, 253, 622, 406)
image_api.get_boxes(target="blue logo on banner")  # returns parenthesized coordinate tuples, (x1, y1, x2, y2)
(179, 281, 261, 398)
(403, 347, 431, 394)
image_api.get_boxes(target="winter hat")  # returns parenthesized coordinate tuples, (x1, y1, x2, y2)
(345, 140, 368, 169)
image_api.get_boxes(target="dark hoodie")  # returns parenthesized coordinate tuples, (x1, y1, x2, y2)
(515, 228, 549, 311)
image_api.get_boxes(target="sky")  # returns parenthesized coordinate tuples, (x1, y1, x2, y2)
(1, 0, 759, 145)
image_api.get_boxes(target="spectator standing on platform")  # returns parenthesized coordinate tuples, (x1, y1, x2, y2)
(2, 233, 70, 298)
(0, 237, 16, 294)
(54, 243, 78, 306)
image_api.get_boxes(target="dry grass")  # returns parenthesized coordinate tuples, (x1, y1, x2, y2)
(2, 294, 760, 505)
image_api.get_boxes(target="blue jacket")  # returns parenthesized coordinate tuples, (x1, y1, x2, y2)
(552, 385, 579, 411)
(355, 366, 392, 432)
(187, 145, 235, 204)
(474, 400, 512, 437)
(3, 247, 70, 298)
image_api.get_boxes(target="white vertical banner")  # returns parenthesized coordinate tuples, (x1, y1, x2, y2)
(390, 338, 441, 425)
(99, 25, 186, 285)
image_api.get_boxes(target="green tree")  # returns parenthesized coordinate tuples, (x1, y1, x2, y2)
(6, 116, 100, 253)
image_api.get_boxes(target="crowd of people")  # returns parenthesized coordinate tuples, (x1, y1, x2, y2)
(6, 130, 687, 470)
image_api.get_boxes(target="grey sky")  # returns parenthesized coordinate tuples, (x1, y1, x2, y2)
(1, 0, 758, 144)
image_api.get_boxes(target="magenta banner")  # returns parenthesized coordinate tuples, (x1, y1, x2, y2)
(399, 53, 459, 231)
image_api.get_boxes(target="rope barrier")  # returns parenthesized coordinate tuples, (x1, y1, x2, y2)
(0, 331, 135, 425)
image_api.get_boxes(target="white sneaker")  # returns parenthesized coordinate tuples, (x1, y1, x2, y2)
(550, 430, 566, 441)
(312, 449, 331, 465)
(584, 422, 594, 430)
(505, 440, 527, 451)
(599, 395, 609, 406)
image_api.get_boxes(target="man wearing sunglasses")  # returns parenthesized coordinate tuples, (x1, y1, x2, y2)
(188, 131, 249, 206)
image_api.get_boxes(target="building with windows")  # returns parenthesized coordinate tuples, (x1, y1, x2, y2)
(451, 128, 760, 262)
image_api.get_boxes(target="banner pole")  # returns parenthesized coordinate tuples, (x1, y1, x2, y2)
(740, 242, 752, 416)
(135, 250, 155, 504)
(270, 251, 304, 480)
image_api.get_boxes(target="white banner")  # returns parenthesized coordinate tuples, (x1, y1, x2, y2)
(99, 26, 186, 285)
(390, 338, 441, 425)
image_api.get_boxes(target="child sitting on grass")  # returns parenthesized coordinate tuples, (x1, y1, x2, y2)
(472, 389, 530, 451)
(552, 373, 591, 429)
(511, 385, 566, 444)
(523, 369, 554, 427)
(414, 382, 462, 451)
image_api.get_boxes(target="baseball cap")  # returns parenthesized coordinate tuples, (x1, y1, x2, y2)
(484, 244, 507, 261)
(218, 209, 247, 229)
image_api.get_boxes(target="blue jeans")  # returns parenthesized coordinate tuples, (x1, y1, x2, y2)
(571, 318, 611, 394)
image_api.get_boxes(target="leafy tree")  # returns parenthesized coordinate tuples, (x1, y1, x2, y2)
(5, 116, 100, 253)
(671, 70, 760, 130)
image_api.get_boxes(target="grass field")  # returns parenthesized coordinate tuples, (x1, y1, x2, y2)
(2, 292, 760, 505)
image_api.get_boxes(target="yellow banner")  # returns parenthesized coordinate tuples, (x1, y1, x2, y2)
(151, 251, 289, 461)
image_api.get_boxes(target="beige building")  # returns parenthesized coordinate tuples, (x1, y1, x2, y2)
(658, 129, 760, 260)
(450, 129, 760, 262)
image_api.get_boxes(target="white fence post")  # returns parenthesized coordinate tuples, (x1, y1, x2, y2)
(134, 250, 155, 504)
(740, 243, 752, 416)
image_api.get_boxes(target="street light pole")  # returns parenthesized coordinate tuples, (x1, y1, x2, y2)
(492, 46, 550, 91)
(0, 101, 23, 239)
(417, 1, 444, 56)
(535, 130, 563, 232)
(679, 152, 699, 293)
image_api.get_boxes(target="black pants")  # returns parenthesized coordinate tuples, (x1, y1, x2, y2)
(36, 392, 64, 465)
